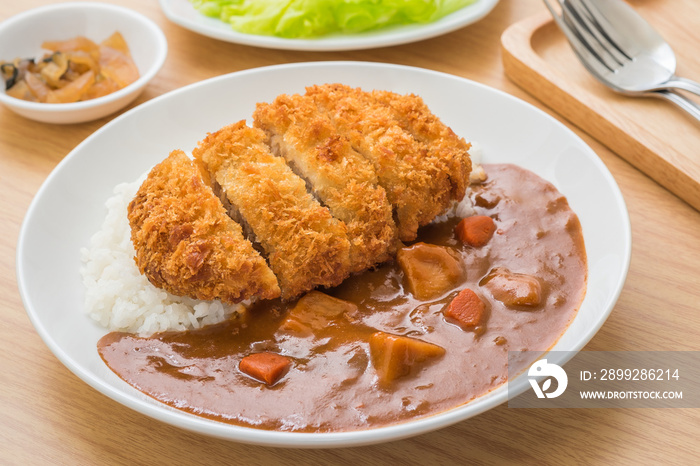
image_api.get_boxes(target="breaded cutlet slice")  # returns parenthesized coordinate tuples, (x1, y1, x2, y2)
(193, 121, 352, 300)
(305, 83, 454, 242)
(127, 150, 281, 303)
(370, 89, 472, 199)
(253, 93, 398, 273)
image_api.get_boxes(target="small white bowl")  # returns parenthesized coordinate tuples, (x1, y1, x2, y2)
(0, 3, 167, 124)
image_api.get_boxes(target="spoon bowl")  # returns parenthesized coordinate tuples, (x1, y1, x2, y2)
(561, 0, 700, 96)
(544, 0, 700, 121)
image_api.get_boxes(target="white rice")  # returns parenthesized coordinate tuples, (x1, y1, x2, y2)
(80, 176, 245, 336)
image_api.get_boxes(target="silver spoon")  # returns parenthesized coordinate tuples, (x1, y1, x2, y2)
(560, 0, 700, 96)
(544, 0, 700, 121)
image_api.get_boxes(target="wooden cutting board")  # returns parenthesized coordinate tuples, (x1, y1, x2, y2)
(501, 0, 700, 211)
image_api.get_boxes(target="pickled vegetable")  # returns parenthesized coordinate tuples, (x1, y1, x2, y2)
(0, 31, 138, 104)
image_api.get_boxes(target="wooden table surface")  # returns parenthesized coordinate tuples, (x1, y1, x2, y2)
(2, 1, 698, 464)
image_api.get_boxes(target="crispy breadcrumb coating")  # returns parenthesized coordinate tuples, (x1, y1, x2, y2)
(370, 89, 472, 200)
(193, 121, 352, 300)
(305, 83, 467, 242)
(253, 93, 398, 273)
(127, 150, 280, 303)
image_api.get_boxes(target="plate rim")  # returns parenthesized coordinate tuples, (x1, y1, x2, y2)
(158, 0, 500, 51)
(16, 60, 632, 447)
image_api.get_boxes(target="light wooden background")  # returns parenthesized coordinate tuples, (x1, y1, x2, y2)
(2, 1, 698, 465)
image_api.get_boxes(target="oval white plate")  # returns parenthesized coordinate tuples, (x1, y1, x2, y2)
(17, 62, 631, 448)
(159, 0, 500, 51)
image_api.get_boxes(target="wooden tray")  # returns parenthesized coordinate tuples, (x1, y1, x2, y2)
(501, 1, 700, 211)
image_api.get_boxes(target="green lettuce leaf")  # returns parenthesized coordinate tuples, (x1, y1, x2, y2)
(190, 0, 478, 38)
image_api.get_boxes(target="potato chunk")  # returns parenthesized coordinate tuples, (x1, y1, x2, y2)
(397, 242, 462, 300)
(369, 332, 445, 384)
(279, 291, 358, 336)
(239, 352, 292, 386)
(481, 268, 542, 308)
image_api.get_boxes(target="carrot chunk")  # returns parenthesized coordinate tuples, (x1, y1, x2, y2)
(369, 332, 445, 385)
(239, 352, 291, 385)
(455, 215, 496, 247)
(444, 288, 485, 329)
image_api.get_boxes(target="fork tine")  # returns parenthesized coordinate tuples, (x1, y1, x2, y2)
(560, 8, 615, 73)
(560, 0, 624, 71)
(570, 0, 632, 62)
(576, 0, 636, 59)
(552, 0, 618, 74)
(542, 0, 614, 80)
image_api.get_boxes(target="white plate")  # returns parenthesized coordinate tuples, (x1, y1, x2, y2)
(159, 0, 500, 51)
(17, 62, 631, 447)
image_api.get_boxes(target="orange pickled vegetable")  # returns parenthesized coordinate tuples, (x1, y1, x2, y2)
(5, 79, 34, 101)
(45, 70, 95, 103)
(444, 288, 485, 329)
(455, 215, 496, 247)
(82, 78, 120, 100)
(239, 352, 292, 385)
(67, 50, 100, 75)
(23, 72, 51, 101)
(39, 53, 68, 88)
(98, 43, 139, 88)
(100, 31, 131, 55)
(42, 36, 100, 60)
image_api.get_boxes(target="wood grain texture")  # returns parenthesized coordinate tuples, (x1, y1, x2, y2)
(501, 0, 700, 211)
(2, 1, 699, 465)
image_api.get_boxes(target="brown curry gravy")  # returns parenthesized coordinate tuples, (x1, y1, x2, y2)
(98, 164, 587, 432)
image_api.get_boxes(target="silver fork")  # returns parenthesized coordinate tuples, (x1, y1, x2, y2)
(543, 0, 700, 122)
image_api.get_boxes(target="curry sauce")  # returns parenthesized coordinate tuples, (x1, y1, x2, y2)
(98, 164, 587, 432)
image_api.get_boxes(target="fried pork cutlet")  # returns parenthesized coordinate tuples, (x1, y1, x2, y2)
(127, 150, 281, 303)
(370, 89, 472, 199)
(305, 83, 470, 242)
(193, 121, 352, 300)
(253, 93, 398, 273)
